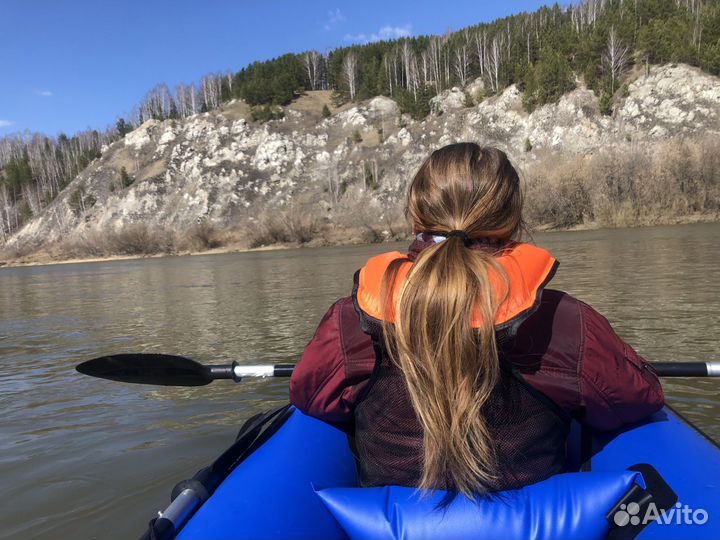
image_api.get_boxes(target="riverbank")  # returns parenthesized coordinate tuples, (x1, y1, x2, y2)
(2, 212, 717, 269)
(0, 241, 291, 269)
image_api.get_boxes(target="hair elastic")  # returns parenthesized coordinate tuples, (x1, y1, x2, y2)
(446, 230, 468, 241)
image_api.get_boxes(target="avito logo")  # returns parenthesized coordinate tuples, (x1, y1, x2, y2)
(613, 502, 709, 527)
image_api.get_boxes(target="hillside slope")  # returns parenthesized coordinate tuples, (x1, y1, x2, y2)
(3, 64, 719, 261)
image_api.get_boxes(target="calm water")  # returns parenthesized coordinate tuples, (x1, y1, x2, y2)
(1, 223, 719, 539)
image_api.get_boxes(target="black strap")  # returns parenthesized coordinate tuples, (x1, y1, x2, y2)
(605, 463, 678, 540)
(580, 424, 593, 471)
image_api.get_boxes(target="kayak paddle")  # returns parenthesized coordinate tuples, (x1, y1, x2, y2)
(77, 354, 720, 386)
(76, 354, 294, 386)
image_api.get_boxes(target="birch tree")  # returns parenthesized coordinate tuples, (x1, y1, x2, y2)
(487, 34, 504, 93)
(200, 74, 223, 111)
(474, 30, 487, 78)
(454, 45, 470, 87)
(342, 52, 358, 100)
(428, 36, 444, 92)
(603, 27, 629, 94)
(304, 51, 323, 90)
(174, 83, 197, 118)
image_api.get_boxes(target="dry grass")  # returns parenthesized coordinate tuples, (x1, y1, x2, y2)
(136, 158, 168, 183)
(218, 100, 252, 122)
(183, 221, 224, 251)
(288, 91, 334, 115)
(55, 221, 229, 259)
(58, 224, 175, 258)
(524, 136, 720, 229)
(247, 207, 322, 248)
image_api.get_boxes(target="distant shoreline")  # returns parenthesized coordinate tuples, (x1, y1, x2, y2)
(2, 213, 717, 270)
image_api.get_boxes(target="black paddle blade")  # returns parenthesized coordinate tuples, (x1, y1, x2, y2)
(76, 354, 213, 386)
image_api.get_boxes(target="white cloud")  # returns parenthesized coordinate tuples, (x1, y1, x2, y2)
(324, 8, 346, 31)
(36, 90, 53, 97)
(0, 119, 14, 129)
(344, 24, 412, 43)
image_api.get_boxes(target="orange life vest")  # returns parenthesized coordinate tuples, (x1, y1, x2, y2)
(349, 241, 569, 492)
(354, 242, 558, 331)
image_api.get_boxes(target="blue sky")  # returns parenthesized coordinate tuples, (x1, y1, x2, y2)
(1, 0, 551, 138)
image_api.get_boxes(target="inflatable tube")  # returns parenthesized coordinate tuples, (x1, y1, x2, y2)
(163, 406, 720, 540)
(316, 472, 644, 540)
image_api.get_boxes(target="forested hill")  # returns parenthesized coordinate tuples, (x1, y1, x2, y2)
(1, 0, 719, 254)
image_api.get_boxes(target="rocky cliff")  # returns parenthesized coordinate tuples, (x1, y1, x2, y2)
(4, 63, 719, 256)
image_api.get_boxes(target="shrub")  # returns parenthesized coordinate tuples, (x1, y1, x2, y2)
(68, 187, 96, 216)
(250, 105, 284, 123)
(58, 224, 176, 258)
(120, 167, 134, 188)
(109, 223, 173, 255)
(523, 136, 720, 229)
(322, 104, 331, 118)
(247, 207, 320, 248)
(352, 130, 363, 143)
(599, 92, 614, 116)
(363, 162, 379, 190)
(184, 221, 223, 250)
(330, 90, 346, 108)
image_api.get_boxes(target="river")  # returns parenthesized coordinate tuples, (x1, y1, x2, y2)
(1, 223, 718, 539)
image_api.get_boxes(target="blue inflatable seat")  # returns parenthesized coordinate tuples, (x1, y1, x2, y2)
(316, 471, 645, 540)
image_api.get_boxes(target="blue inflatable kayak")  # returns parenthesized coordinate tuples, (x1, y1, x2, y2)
(143, 405, 720, 540)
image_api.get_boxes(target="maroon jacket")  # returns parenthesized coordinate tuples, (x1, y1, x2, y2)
(290, 241, 664, 432)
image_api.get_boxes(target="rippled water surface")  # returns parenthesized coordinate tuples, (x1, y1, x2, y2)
(1, 223, 718, 539)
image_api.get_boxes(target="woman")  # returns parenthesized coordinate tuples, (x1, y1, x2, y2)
(290, 143, 663, 498)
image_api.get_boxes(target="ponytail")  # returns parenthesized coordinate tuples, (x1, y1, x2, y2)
(381, 143, 521, 497)
(382, 236, 508, 496)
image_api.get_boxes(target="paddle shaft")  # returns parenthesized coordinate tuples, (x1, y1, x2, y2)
(652, 362, 720, 377)
(228, 362, 720, 379)
(211, 364, 296, 380)
(76, 354, 720, 388)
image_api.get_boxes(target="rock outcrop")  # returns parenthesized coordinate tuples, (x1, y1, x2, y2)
(4, 63, 719, 251)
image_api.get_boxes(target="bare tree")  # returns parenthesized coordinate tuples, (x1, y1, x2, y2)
(383, 53, 396, 96)
(474, 30, 487, 78)
(487, 34, 504, 93)
(342, 52, 358, 100)
(691, 0, 703, 48)
(0, 127, 111, 239)
(428, 36, 444, 93)
(174, 83, 198, 119)
(138, 84, 175, 122)
(454, 45, 470, 87)
(326, 160, 343, 204)
(602, 27, 629, 95)
(200, 74, 223, 111)
(304, 51, 323, 90)
(527, 31, 531, 64)
(400, 41, 419, 95)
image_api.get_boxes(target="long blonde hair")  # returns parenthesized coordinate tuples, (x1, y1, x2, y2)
(382, 143, 523, 497)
